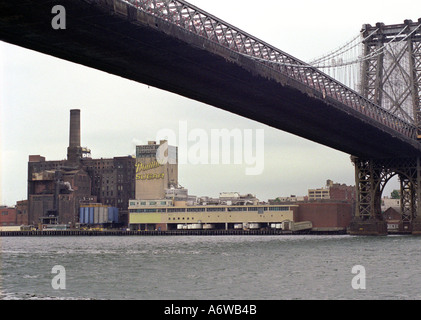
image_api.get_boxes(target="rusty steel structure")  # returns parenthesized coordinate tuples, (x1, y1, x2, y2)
(360, 20, 421, 129)
(351, 156, 421, 234)
(351, 20, 421, 234)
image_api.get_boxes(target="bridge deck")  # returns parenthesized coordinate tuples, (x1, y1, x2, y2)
(1, 0, 420, 158)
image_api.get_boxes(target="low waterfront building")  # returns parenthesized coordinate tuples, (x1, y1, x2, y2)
(128, 200, 297, 231)
(383, 207, 405, 233)
(0, 206, 17, 227)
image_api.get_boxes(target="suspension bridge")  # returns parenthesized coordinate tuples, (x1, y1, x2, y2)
(1, 0, 421, 235)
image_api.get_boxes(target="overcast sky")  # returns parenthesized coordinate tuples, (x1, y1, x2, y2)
(1, 0, 417, 206)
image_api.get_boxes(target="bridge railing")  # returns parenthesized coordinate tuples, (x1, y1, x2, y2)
(123, 0, 417, 140)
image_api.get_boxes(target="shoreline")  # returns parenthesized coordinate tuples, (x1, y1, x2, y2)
(0, 229, 348, 237)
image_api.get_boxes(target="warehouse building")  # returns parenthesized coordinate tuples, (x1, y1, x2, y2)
(128, 199, 298, 231)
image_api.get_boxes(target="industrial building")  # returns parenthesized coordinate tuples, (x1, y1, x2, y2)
(128, 199, 299, 232)
(27, 109, 135, 229)
(128, 197, 353, 233)
(135, 140, 178, 200)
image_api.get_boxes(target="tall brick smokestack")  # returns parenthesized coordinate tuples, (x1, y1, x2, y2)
(67, 109, 82, 165)
(69, 109, 81, 148)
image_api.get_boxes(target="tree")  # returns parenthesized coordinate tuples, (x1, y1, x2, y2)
(390, 190, 400, 199)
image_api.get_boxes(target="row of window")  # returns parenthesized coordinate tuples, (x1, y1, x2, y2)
(130, 201, 171, 206)
(130, 206, 291, 213)
(167, 214, 279, 221)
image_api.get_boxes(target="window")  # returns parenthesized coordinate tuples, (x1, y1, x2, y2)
(269, 207, 289, 211)
(228, 207, 246, 212)
(136, 209, 157, 213)
(168, 208, 186, 213)
(187, 208, 205, 212)
(206, 207, 226, 212)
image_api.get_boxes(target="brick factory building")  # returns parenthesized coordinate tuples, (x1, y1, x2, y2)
(27, 110, 135, 228)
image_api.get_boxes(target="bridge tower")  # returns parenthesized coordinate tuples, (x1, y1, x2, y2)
(350, 19, 421, 235)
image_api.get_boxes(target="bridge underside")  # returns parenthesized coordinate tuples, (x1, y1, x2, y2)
(1, 0, 421, 159)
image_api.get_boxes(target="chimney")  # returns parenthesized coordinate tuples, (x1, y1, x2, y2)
(67, 109, 82, 165)
(69, 109, 81, 148)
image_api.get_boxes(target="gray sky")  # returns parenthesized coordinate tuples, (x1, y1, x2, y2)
(1, 0, 417, 206)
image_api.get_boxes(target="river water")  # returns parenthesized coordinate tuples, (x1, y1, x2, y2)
(1, 234, 421, 300)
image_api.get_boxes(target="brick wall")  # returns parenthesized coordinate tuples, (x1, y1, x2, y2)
(297, 202, 353, 229)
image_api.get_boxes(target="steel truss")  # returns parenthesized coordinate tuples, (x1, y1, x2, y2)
(361, 20, 421, 135)
(352, 156, 421, 230)
(122, 0, 417, 140)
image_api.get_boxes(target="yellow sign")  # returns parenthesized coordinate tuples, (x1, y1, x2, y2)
(135, 160, 162, 173)
(136, 173, 165, 181)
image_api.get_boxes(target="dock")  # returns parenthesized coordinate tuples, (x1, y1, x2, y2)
(0, 229, 347, 237)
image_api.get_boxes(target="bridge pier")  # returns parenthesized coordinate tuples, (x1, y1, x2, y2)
(349, 156, 421, 235)
(348, 218, 388, 236)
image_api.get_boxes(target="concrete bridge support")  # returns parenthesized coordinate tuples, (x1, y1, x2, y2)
(349, 156, 421, 235)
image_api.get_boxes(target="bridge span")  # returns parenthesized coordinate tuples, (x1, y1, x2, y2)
(1, 0, 420, 159)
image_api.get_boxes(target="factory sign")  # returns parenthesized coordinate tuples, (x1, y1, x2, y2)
(135, 160, 165, 180)
(135, 160, 162, 173)
(136, 173, 165, 181)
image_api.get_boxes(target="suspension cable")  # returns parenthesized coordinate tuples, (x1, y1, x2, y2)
(309, 28, 379, 66)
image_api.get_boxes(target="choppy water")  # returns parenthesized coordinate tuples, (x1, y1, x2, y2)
(1, 235, 421, 300)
